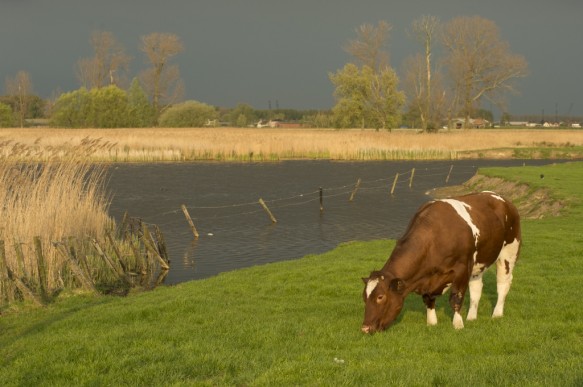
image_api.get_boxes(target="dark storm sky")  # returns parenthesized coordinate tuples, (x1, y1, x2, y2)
(1, 0, 582, 118)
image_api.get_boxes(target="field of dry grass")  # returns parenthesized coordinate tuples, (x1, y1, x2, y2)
(1, 127, 583, 161)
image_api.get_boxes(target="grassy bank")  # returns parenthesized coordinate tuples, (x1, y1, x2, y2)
(1, 162, 582, 385)
(2, 127, 583, 161)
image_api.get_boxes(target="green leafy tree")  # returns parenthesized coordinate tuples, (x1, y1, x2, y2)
(158, 100, 217, 127)
(127, 78, 155, 127)
(229, 103, 257, 127)
(330, 63, 404, 130)
(0, 102, 14, 127)
(51, 85, 133, 128)
(50, 88, 92, 128)
(89, 85, 130, 128)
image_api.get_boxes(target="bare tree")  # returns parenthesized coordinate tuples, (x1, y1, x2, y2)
(76, 31, 131, 89)
(5, 70, 33, 127)
(139, 32, 184, 117)
(344, 21, 392, 71)
(441, 16, 528, 128)
(409, 15, 440, 130)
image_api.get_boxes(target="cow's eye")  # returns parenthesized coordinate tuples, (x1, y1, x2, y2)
(376, 294, 385, 303)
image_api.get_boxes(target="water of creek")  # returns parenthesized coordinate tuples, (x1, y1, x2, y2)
(106, 159, 557, 284)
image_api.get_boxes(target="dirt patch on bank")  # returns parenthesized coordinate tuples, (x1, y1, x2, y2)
(428, 174, 564, 219)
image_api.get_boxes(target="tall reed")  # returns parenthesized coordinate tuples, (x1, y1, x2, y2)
(0, 160, 112, 290)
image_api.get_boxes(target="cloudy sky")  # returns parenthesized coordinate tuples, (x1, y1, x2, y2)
(1, 0, 582, 118)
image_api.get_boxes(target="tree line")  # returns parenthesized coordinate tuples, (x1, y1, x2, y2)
(1, 16, 529, 130)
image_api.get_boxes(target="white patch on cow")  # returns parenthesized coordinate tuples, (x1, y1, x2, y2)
(439, 199, 480, 250)
(452, 311, 464, 329)
(493, 238, 520, 318)
(471, 263, 485, 277)
(427, 308, 438, 326)
(484, 191, 505, 202)
(441, 283, 452, 295)
(365, 278, 379, 298)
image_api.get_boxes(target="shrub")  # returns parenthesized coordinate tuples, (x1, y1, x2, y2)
(158, 100, 218, 127)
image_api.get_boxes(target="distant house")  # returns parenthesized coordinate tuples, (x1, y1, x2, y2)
(451, 118, 491, 129)
(508, 121, 529, 127)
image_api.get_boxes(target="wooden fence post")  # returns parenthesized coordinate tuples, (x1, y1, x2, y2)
(258, 198, 278, 223)
(13, 240, 27, 282)
(349, 178, 361, 201)
(390, 173, 400, 195)
(153, 225, 169, 262)
(141, 224, 170, 270)
(105, 231, 128, 273)
(409, 168, 416, 188)
(181, 204, 200, 239)
(0, 240, 15, 303)
(34, 236, 48, 301)
(55, 243, 98, 295)
(446, 165, 454, 183)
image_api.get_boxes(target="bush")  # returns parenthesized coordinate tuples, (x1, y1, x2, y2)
(0, 102, 14, 127)
(158, 100, 217, 127)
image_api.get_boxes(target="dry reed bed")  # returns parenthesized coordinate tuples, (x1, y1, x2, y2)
(2, 128, 583, 162)
(0, 160, 112, 291)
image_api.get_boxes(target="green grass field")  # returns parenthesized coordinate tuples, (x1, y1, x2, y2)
(1, 162, 582, 386)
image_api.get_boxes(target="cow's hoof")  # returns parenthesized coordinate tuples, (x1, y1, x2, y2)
(453, 312, 464, 329)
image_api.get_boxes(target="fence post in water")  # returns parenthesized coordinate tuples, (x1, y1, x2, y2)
(258, 198, 277, 223)
(181, 204, 199, 239)
(409, 168, 415, 188)
(33, 236, 48, 301)
(446, 165, 454, 183)
(390, 173, 400, 195)
(349, 178, 361, 201)
(319, 187, 324, 213)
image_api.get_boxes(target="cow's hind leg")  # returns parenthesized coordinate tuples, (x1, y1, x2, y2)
(449, 284, 468, 330)
(493, 239, 520, 318)
(467, 272, 484, 321)
(423, 295, 437, 326)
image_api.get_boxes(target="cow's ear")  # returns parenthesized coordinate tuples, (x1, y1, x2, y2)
(389, 278, 405, 294)
(362, 277, 369, 284)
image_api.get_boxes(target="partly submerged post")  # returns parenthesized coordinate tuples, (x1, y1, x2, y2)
(259, 198, 277, 223)
(390, 173, 400, 195)
(181, 204, 200, 239)
(409, 168, 415, 188)
(349, 178, 361, 202)
(446, 165, 454, 183)
(319, 187, 324, 213)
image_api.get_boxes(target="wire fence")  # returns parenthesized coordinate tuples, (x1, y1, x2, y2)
(129, 163, 481, 234)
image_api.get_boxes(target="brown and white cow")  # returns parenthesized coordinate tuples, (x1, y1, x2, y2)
(361, 191, 521, 333)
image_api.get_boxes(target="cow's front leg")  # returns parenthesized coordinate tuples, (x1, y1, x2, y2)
(423, 294, 437, 326)
(449, 287, 467, 330)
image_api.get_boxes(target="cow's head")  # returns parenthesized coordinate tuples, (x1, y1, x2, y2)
(361, 271, 406, 334)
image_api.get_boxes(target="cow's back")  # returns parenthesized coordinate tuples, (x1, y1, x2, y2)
(385, 192, 520, 278)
